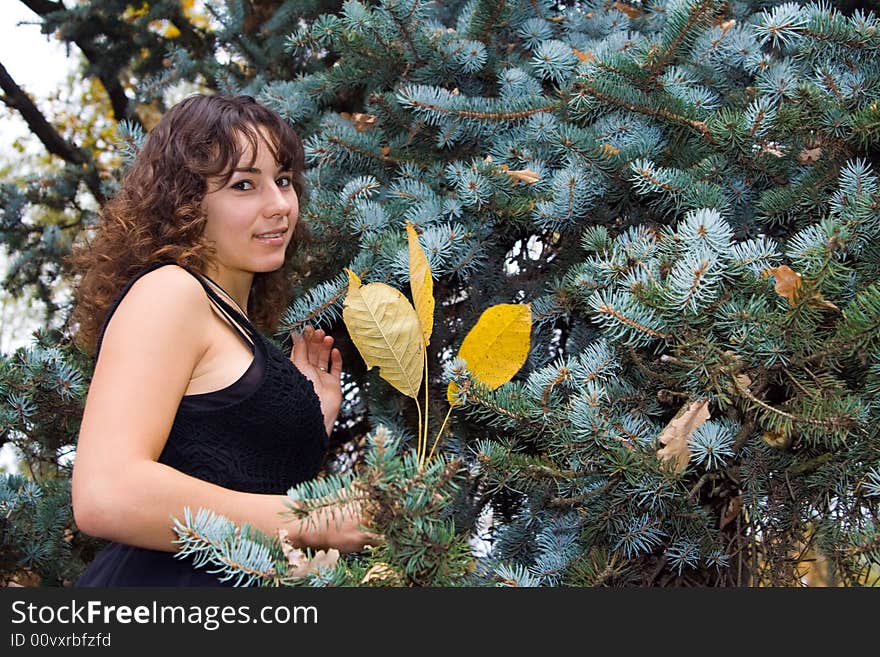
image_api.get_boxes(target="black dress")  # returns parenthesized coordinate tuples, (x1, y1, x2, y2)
(76, 262, 329, 586)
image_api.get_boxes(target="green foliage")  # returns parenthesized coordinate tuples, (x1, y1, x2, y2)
(173, 427, 473, 586)
(4, 0, 880, 586)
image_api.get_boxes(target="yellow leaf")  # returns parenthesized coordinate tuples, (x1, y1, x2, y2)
(458, 304, 532, 390)
(406, 221, 435, 346)
(447, 380, 461, 407)
(342, 269, 425, 398)
(656, 399, 711, 474)
(572, 48, 594, 62)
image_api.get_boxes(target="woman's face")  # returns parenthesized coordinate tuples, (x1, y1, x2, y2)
(201, 129, 298, 282)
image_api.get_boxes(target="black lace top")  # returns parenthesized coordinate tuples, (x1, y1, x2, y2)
(76, 262, 328, 586)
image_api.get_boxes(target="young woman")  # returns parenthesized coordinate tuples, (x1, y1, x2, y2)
(70, 94, 371, 586)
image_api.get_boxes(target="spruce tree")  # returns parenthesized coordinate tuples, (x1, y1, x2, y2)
(3, 0, 880, 587)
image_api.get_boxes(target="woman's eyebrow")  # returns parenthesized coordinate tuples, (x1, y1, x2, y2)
(232, 165, 289, 174)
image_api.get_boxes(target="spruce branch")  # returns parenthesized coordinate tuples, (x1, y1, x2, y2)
(572, 81, 715, 143)
(648, 0, 722, 84)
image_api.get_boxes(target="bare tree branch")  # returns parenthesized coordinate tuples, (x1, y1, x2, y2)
(0, 61, 105, 203)
(0, 61, 82, 163)
(18, 0, 134, 123)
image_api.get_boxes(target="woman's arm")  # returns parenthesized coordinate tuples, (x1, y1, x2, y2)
(71, 266, 368, 553)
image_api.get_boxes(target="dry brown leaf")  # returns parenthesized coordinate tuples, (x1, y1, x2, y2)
(656, 399, 711, 474)
(360, 562, 399, 585)
(734, 373, 752, 392)
(611, 1, 642, 19)
(505, 168, 540, 185)
(278, 529, 340, 577)
(720, 496, 742, 529)
(762, 430, 791, 450)
(763, 265, 837, 311)
(764, 265, 802, 304)
(798, 147, 822, 164)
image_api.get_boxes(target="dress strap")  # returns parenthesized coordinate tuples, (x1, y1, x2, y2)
(193, 275, 256, 350)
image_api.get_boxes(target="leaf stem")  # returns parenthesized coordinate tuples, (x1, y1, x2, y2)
(428, 404, 455, 463)
(419, 347, 429, 470)
(415, 395, 424, 470)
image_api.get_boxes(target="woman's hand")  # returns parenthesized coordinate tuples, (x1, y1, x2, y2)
(314, 499, 376, 554)
(291, 325, 342, 437)
(286, 497, 377, 554)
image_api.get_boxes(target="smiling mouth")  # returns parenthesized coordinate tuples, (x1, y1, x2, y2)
(254, 229, 287, 239)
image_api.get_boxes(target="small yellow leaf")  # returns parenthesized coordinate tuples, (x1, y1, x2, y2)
(656, 399, 711, 474)
(342, 269, 425, 398)
(598, 143, 620, 158)
(572, 48, 594, 62)
(458, 304, 532, 390)
(406, 221, 435, 346)
(447, 380, 461, 407)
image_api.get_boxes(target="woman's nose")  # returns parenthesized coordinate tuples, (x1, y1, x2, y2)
(264, 180, 292, 217)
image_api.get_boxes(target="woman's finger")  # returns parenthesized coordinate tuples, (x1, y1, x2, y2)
(290, 330, 305, 364)
(330, 347, 342, 379)
(318, 335, 333, 371)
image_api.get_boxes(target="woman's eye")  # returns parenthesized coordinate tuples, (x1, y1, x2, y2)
(231, 180, 253, 191)
(276, 175, 292, 188)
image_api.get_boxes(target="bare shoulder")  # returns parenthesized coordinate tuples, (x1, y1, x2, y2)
(102, 265, 211, 356)
(124, 264, 207, 307)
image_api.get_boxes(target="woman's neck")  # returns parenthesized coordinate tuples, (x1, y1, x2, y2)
(203, 264, 252, 316)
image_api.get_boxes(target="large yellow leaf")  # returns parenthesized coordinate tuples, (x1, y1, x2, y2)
(342, 269, 425, 398)
(406, 221, 435, 346)
(458, 304, 532, 389)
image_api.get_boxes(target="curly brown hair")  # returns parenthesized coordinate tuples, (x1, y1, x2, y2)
(68, 94, 309, 354)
